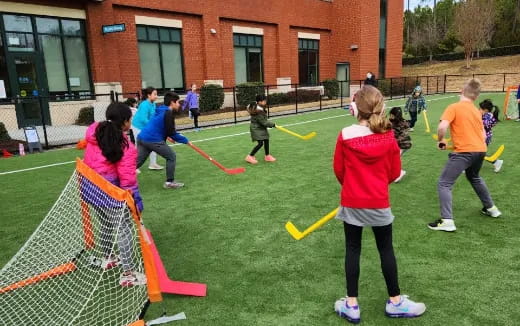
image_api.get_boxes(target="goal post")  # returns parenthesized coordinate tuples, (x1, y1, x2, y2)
(0, 159, 161, 326)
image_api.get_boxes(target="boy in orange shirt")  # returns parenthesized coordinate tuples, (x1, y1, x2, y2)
(428, 79, 501, 232)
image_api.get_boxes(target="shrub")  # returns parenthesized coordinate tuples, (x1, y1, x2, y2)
(75, 106, 94, 126)
(0, 122, 11, 141)
(199, 84, 225, 112)
(267, 92, 290, 106)
(236, 82, 265, 107)
(287, 89, 321, 103)
(322, 79, 339, 99)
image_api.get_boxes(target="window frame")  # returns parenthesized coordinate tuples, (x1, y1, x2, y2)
(136, 24, 185, 94)
(298, 38, 320, 86)
(0, 12, 94, 98)
(233, 33, 264, 83)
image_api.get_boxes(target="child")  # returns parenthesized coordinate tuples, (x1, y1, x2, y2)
(137, 92, 190, 189)
(480, 99, 503, 172)
(245, 94, 276, 164)
(333, 85, 425, 323)
(404, 86, 427, 131)
(124, 97, 138, 144)
(516, 84, 520, 122)
(84, 102, 146, 287)
(132, 87, 163, 170)
(389, 107, 412, 183)
(183, 83, 201, 131)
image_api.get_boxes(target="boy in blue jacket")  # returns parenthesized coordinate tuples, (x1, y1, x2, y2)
(137, 92, 190, 189)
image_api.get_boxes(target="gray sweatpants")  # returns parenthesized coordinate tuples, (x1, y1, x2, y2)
(438, 152, 494, 220)
(137, 140, 176, 181)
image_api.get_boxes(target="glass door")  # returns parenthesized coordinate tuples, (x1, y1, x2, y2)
(336, 63, 350, 98)
(8, 53, 50, 127)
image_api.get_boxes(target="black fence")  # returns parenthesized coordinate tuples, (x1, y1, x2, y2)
(403, 45, 520, 65)
(1, 72, 519, 151)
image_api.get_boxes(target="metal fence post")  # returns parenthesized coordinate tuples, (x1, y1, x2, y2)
(503, 73, 506, 92)
(266, 85, 270, 118)
(38, 96, 49, 149)
(319, 82, 322, 111)
(443, 74, 447, 93)
(426, 77, 429, 95)
(110, 90, 116, 103)
(232, 87, 237, 124)
(295, 84, 298, 114)
(390, 78, 393, 99)
(340, 81, 343, 108)
(403, 77, 406, 98)
(436, 76, 439, 94)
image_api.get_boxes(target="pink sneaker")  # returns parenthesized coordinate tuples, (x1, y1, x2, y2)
(245, 155, 258, 164)
(265, 155, 277, 162)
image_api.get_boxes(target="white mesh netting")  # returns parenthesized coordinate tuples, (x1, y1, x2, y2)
(0, 167, 148, 326)
(505, 86, 519, 119)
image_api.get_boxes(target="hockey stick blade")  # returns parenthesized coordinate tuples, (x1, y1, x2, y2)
(301, 131, 317, 140)
(224, 167, 246, 175)
(285, 221, 304, 240)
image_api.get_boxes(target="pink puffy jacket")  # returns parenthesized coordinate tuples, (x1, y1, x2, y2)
(83, 122, 141, 207)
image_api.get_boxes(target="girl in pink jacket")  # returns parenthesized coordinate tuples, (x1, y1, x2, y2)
(84, 102, 146, 287)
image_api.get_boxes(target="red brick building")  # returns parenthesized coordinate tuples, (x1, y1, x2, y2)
(0, 0, 403, 127)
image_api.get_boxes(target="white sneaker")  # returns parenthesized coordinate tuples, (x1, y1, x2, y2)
(481, 206, 502, 218)
(148, 163, 164, 170)
(493, 160, 503, 173)
(89, 255, 120, 270)
(427, 218, 456, 232)
(409, 128, 414, 132)
(136, 169, 141, 174)
(163, 181, 184, 189)
(394, 170, 406, 183)
(119, 271, 147, 287)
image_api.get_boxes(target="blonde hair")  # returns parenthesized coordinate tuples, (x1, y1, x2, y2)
(462, 78, 481, 100)
(355, 85, 391, 133)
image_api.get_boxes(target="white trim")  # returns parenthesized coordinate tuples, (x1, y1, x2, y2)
(0, 1, 86, 19)
(298, 32, 321, 40)
(232, 26, 264, 35)
(135, 16, 182, 28)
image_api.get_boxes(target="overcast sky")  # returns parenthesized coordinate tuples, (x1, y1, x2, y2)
(404, 0, 434, 10)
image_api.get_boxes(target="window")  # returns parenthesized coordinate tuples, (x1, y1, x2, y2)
(298, 39, 319, 86)
(233, 33, 263, 84)
(3, 15, 35, 52)
(137, 25, 184, 92)
(0, 33, 11, 99)
(379, 0, 388, 78)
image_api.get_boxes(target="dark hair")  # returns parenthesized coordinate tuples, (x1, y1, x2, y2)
(256, 94, 266, 102)
(124, 97, 137, 107)
(164, 92, 180, 107)
(142, 87, 156, 100)
(389, 107, 404, 122)
(247, 101, 258, 115)
(95, 103, 132, 163)
(479, 99, 500, 122)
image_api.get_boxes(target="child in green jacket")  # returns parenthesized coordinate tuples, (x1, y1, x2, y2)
(245, 94, 276, 164)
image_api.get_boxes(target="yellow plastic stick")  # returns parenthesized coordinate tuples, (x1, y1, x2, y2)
(432, 134, 451, 142)
(485, 144, 505, 162)
(285, 208, 339, 240)
(422, 110, 431, 133)
(276, 126, 317, 140)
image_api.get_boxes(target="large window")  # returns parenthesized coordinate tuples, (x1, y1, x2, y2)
(298, 39, 319, 86)
(137, 25, 184, 92)
(1, 14, 92, 96)
(379, 0, 388, 78)
(0, 33, 10, 99)
(233, 33, 263, 84)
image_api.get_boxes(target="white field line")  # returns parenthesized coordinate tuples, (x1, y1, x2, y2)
(0, 93, 489, 176)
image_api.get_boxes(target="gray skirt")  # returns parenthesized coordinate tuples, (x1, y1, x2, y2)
(335, 206, 394, 227)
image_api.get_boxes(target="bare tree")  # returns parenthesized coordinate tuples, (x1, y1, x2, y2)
(454, 0, 495, 68)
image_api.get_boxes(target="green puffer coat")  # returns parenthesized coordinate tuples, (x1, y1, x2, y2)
(250, 109, 275, 141)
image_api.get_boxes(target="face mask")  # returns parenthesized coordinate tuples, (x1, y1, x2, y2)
(367, 73, 372, 79)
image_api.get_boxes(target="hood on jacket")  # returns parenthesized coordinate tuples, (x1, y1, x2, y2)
(344, 131, 396, 165)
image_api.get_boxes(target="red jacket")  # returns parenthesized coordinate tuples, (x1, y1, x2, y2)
(333, 128, 401, 209)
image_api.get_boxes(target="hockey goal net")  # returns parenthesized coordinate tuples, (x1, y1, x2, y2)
(503, 85, 519, 120)
(0, 159, 161, 326)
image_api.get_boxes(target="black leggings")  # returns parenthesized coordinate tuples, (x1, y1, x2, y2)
(250, 139, 270, 156)
(190, 108, 200, 128)
(344, 222, 400, 297)
(408, 110, 418, 128)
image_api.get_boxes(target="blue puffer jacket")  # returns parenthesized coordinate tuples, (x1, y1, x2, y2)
(137, 105, 189, 144)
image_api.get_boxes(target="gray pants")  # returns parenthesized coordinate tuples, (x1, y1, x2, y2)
(438, 152, 494, 220)
(137, 140, 176, 181)
(94, 206, 135, 271)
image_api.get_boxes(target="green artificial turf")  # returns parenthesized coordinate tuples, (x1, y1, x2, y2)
(1, 93, 519, 325)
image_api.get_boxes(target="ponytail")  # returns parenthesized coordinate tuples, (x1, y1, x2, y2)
(247, 101, 258, 115)
(355, 85, 392, 133)
(367, 111, 392, 134)
(492, 105, 500, 122)
(96, 103, 132, 163)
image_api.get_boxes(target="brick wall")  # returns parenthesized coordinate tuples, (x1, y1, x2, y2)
(386, 0, 404, 78)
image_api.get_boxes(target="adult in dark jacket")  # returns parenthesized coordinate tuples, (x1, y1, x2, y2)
(364, 72, 378, 87)
(245, 94, 277, 164)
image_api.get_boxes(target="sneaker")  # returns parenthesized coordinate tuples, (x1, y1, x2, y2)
(385, 295, 426, 318)
(394, 170, 406, 183)
(148, 163, 164, 170)
(409, 128, 414, 132)
(493, 159, 503, 173)
(164, 181, 184, 189)
(88, 255, 120, 270)
(515, 118, 520, 122)
(245, 155, 258, 164)
(265, 155, 277, 162)
(195, 128, 201, 132)
(481, 205, 502, 218)
(119, 271, 147, 287)
(136, 169, 141, 174)
(334, 297, 361, 324)
(427, 218, 456, 232)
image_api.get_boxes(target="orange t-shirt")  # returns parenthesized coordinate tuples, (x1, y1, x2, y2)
(440, 100, 486, 153)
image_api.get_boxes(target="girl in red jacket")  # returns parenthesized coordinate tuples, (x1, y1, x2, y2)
(84, 103, 146, 287)
(333, 85, 425, 323)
